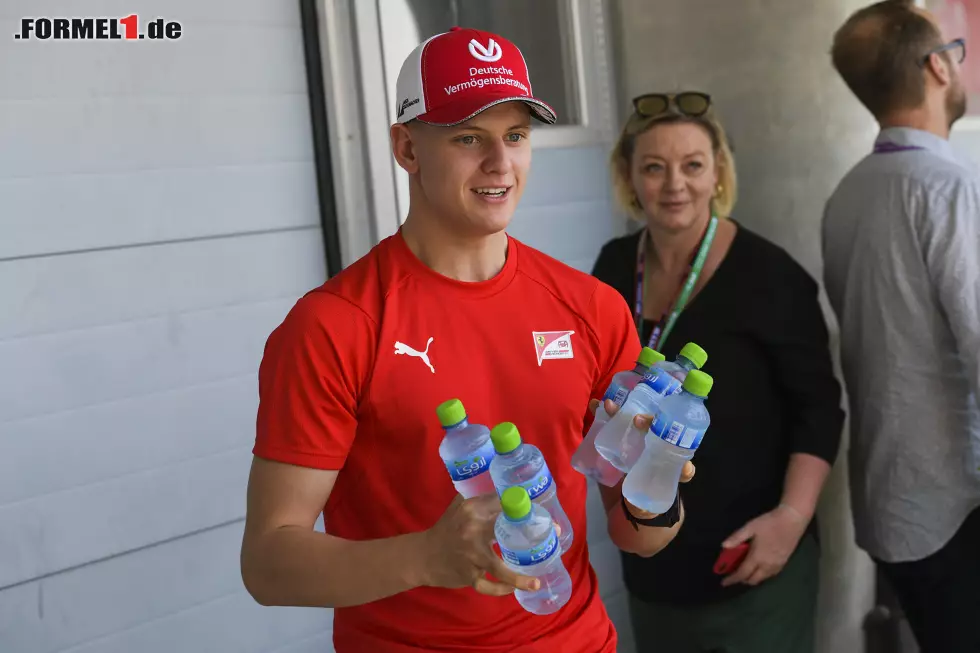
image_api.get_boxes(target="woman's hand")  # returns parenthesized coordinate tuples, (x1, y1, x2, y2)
(720, 504, 808, 587)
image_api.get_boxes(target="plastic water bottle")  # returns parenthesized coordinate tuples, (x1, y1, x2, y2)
(495, 486, 572, 615)
(571, 347, 664, 486)
(642, 342, 708, 396)
(593, 343, 708, 473)
(622, 370, 713, 514)
(436, 399, 496, 498)
(489, 422, 574, 553)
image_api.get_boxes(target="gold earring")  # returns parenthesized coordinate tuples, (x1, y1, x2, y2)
(715, 184, 723, 197)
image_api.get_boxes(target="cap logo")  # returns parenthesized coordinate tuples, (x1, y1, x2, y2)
(397, 97, 420, 118)
(468, 38, 502, 63)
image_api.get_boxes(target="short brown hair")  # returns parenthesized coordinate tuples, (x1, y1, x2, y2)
(831, 0, 945, 118)
(610, 112, 737, 221)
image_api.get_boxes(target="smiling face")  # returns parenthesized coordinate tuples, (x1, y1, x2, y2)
(391, 102, 532, 238)
(629, 121, 719, 235)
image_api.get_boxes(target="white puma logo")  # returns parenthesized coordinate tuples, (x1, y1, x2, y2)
(394, 337, 435, 374)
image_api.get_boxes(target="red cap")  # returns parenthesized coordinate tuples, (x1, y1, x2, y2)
(394, 27, 557, 126)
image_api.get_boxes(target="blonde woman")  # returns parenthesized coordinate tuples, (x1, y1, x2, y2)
(591, 93, 844, 652)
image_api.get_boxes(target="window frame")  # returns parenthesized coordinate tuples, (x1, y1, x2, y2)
(529, 0, 620, 148)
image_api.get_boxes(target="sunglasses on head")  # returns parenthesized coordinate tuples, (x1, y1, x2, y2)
(632, 92, 712, 118)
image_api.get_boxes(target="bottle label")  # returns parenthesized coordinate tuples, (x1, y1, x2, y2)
(602, 382, 630, 407)
(651, 415, 704, 450)
(499, 528, 560, 567)
(643, 369, 681, 397)
(446, 440, 496, 481)
(518, 464, 554, 501)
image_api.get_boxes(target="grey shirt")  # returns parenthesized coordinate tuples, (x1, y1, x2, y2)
(823, 127, 980, 563)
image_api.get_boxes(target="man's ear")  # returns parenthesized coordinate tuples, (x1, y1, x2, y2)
(391, 123, 420, 174)
(925, 51, 953, 86)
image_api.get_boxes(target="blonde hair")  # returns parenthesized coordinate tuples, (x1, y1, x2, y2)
(610, 110, 738, 221)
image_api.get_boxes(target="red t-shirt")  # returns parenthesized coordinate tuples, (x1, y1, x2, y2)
(254, 231, 640, 653)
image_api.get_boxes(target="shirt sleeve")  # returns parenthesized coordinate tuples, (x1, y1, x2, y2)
(759, 264, 845, 464)
(586, 282, 642, 432)
(921, 177, 980, 407)
(253, 290, 377, 470)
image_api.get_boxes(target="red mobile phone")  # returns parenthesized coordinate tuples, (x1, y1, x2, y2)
(713, 542, 750, 575)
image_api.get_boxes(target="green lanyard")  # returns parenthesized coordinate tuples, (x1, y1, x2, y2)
(635, 215, 718, 350)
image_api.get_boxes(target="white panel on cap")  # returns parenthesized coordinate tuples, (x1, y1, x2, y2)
(394, 32, 444, 124)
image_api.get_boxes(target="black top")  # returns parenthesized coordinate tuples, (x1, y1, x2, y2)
(592, 222, 845, 605)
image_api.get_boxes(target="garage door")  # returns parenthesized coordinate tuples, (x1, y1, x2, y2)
(0, 1, 334, 651)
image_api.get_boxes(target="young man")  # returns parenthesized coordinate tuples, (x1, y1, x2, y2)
(240, 27, 692, 653)
(825, 2, 980, 651)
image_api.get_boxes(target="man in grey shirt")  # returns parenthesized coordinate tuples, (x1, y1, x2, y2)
(824, 2, 980, 651)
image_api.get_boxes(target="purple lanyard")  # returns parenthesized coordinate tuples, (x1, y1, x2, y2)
(873, 141, 925, 154)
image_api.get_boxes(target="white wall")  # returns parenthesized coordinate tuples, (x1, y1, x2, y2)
(0, 1, 332, 651)
(509, 145, 627, 273)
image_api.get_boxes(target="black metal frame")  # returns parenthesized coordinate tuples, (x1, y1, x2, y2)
(299, 0, 343, 278)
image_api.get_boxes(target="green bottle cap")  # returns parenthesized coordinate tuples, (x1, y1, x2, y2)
(435, 398, 467, 427)
(679, 342, 708, 369)
(500, 486, 532, 520)
(683, 370, 714, 397)
(638, 347, 666, 368)
(490, 422, 522, 454)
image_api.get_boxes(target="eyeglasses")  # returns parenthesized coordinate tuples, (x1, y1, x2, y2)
(632, 92, 712, 118)
(921, 37, 966, 65)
